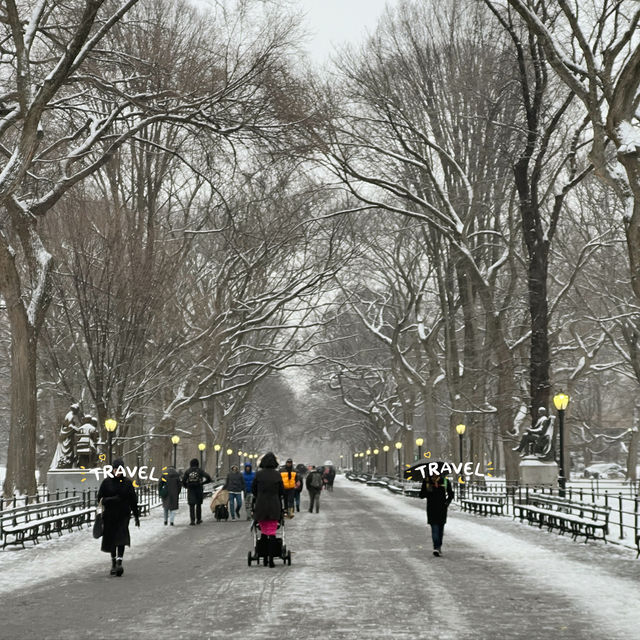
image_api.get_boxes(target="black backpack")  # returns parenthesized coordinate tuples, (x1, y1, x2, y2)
(215, 504, 229, 521)
(186, 469, 201, 487)
(310, 472, 322, 489)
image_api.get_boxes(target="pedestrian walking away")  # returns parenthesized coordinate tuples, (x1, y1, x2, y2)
(252, 452, 285, 567)
(242, 462, 256, 520)
(97, 458, 140, 576)
(419, 472, 454, 557)
(224, 465, 245, 520)
(306, 465, 323, 513)
(182, 458, 213, 525)
(159, 465, 181, 526)
(280, 458, 297, 519)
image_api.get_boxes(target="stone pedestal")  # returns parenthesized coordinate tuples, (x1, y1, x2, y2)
(519, 455, 558, 487)
(46, 468, 102, 493)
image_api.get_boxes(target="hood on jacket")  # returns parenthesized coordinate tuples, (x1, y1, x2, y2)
(259, 452, 278, 469)
(244, 464, 252, 472)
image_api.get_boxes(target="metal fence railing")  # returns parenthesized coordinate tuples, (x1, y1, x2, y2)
(460, 479, 639, 549)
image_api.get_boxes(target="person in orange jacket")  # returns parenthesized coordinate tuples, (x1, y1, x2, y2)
(280, 458, 297, 518)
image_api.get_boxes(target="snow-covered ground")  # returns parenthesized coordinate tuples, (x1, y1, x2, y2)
(346, 479, 640, 636)
(0, 504, 169, 595)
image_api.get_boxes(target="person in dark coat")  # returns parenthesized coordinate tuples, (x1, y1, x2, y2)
(223, 465, 245, 520)
(159, 466, 181, 526)
(419, 472, 454, 557)
(97, 458, 140, 576)
(182, 458, 212, 525)
(252, 452, 285, 568)
(306, 465, 323, 513)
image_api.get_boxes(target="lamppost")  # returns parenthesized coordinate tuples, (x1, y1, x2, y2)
(373, 449, 379, 474)
(214, 444, 221, 478)
(198, 442, 206, 468)
(339, 454, 344, 470)
(553, 391, 570, 497)
(383, 445, 390, 475)
(456, 424, 466, 465)
(171, 435, 180, 468)
(105, 419, 117, 465)
(226, 448, 233, 473)
(415, 437, 424, 461)
(395, 441, 402, 480)
(366, 449, 371, 473)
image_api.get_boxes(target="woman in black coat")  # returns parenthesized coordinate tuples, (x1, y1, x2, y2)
(419, 473, 454, 557)
(160, 466, 181, 526)
(252, 452, 284, 567)
(97, 459, 140, 576)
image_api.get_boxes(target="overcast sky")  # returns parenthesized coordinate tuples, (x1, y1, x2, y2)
(296, 0, 394, 63)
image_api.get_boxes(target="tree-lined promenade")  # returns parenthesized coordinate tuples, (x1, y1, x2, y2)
(2, 0, 640, 496)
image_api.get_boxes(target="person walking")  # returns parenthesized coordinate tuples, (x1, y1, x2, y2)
(419, 471, 454, 557)
(224, 464, 245, 520)
(252, 452, 284, 568)
(306, 465, 323, 513)
(182, 458, 212, 525)
(280, 458, 297, 519)
(293, 469, 304, 513)
(159, 465, 181, 526)
(242, 462, 256, 520)
(97, 458, 140, 576)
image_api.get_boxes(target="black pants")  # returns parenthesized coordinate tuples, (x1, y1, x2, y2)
(110, 545, 125, 559)
(308, 490, 320, 512)
(189, 503, 202, 523)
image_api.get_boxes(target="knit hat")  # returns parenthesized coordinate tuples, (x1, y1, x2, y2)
(190, 458, 199, 467)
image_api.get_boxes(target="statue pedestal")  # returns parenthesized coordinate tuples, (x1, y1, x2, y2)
(47, 468, 101, 493)
(519, 455, 558, 487)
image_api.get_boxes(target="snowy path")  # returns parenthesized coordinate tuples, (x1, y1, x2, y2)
(1, 476, 638, 639)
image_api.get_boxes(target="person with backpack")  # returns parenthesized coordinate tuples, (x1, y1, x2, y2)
(159, 465, 181, 526)
(252, 452, 285, 568)
(419, 471, 454, 557)
(242, 462, 256, 520)
(280, 458, 297, 519)
(306, 465, 323, 513)
(223, 464, 245, 520)
(293, 465, 305, 513)
(182, 458, 212, 525)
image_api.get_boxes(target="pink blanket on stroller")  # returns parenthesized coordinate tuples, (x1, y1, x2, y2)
(259, 520, 278, 535)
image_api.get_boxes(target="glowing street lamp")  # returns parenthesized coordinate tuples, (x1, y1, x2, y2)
(373, 448, 379, 474)
(455, 424, 466, 466)
(383, 445, 390, 474)
(214, 444, 221, 478)
(415, 437, 424, 461)
(395, 441, 402, 480)
(198, 442, 206, 468)
(553, 392, 570, 497)
(171, 435, 180, 468)
(104, 419, 117, 465)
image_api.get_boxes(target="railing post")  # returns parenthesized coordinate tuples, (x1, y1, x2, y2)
(618, 492, 624, 540)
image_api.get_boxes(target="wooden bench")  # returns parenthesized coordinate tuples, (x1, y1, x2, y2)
(1, 497, 93, 549)
(460, 491, 506, 516)
(514, 495, 610, 542)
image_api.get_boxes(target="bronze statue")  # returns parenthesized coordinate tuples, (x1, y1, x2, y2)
(50, 404, 82, 469)
(513, 407, 556, 461)
(76, 416, 99, 468)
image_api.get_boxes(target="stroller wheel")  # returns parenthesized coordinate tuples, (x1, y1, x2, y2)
(286, 550, 291, 566)
(248, 552, 252, 566)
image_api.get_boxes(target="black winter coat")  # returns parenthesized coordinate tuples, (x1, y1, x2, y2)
(182, 466, 212, 506)
(252, 468, 284, 521)
(224, 470, 245, 493)
(97, 476, 139, 553)
(419, 477, 454, 525)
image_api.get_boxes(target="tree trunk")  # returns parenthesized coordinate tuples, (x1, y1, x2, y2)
(3, 312, 37, 497)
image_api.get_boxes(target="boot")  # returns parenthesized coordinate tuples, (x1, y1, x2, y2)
(288, 507, 295, 519)
(115, 557, 124, 576)
(110, 557, 117, 576)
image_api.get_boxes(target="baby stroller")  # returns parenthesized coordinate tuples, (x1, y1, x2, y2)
(248, 515, 292, 566)
(210, 487, 229, 521)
